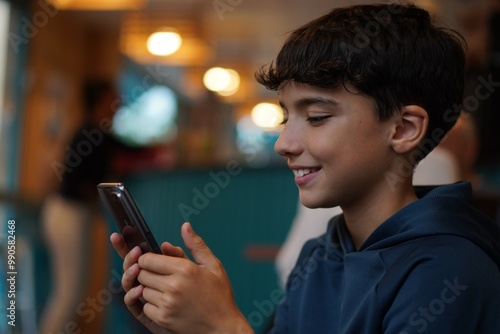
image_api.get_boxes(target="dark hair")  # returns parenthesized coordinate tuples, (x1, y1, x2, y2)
(83, 79, 116, 113)
(256, 4, 466, 158)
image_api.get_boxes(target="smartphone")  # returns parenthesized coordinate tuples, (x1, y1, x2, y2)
(97, 182, 161, 254)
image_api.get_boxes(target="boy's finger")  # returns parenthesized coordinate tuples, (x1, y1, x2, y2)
(110, 232, 129, 259)
(161, 241, 188, 259)
(123, 246, 143, 272)
(181, 222, 222, 273)
(123, 284, 146, 318)
(122, 262, 141, 292)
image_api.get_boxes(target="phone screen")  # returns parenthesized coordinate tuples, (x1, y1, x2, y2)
(98, 183, 161, 254)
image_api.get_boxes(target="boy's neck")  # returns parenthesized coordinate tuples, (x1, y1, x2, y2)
(341, 179, 418, 251)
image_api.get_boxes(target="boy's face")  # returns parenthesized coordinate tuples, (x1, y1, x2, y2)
(275, 82, 397, 209)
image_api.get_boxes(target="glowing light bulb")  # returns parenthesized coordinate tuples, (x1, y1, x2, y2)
(203, 67, 240, 96)
(147, 29, 182, 56)
(251, 103, 283, 128)
(217, 69, 240, 96)
(203, 67, 230, 91)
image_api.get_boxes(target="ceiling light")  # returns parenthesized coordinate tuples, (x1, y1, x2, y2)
(251, 103, 283, 129)
(203, 67, 240, 96)
(217, 69, 240, 96)
(147, 29, 182, 56)
(47, 0, 146, 10)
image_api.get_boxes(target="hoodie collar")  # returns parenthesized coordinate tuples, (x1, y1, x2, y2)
(327, 182, 499, 266)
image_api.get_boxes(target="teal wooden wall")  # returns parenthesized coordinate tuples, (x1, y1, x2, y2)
(104, 166, 299, 333)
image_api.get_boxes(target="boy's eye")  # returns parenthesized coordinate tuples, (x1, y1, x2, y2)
(307, 115, 331, 124)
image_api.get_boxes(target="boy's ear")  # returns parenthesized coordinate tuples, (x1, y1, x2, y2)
(390, 105, 428, 154)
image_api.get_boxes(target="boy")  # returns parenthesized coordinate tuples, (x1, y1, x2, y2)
(111, 3, 500, 333)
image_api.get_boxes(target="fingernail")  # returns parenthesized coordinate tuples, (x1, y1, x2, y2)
(185, 222, 194, 234)
(126, 264, 136, 276)
(134, 284, 143, 296)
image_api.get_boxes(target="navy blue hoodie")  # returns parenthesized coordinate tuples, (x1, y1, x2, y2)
(269, 182, 500, 333)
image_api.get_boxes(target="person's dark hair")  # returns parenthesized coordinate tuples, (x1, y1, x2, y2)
(83, 79, 116, 114)
(256, 4, 466, 159)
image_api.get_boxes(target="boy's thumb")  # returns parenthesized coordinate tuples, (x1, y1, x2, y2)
(181, 222, 220, 271)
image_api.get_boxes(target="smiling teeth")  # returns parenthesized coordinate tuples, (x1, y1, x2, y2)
(293, 169, 312, 177)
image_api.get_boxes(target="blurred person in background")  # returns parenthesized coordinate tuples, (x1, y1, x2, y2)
(39, 79, 123, 333)
(459, 0, 500, 183)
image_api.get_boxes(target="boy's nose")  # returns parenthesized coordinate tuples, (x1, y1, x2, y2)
(274, 125, 302, 157)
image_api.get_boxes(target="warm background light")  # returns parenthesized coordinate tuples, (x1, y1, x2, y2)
(147, 29, 182, 56)
(203, 67, 230, 91)
(47, 0, 146, 10)
(251, 103, 283, 128)
(217, 69, 240, 96)
(203, 67, 240, 96)
(120, 12, 214, 67)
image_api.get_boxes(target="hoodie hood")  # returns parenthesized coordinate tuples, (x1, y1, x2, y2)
(330, 182, 500, 268)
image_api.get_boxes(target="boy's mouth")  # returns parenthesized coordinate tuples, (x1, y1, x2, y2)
(292, 167, 320, 178)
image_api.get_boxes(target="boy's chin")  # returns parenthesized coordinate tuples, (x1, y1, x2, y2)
(299, 194, 336, 209)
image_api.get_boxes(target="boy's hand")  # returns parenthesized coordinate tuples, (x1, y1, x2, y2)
(110, 223, 253, 334)
(110, 232, 185, 333)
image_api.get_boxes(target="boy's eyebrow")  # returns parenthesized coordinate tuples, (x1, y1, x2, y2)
(279, 96, 339, 111)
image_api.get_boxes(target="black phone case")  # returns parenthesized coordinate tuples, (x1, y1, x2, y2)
(97, 182, 161, 254)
